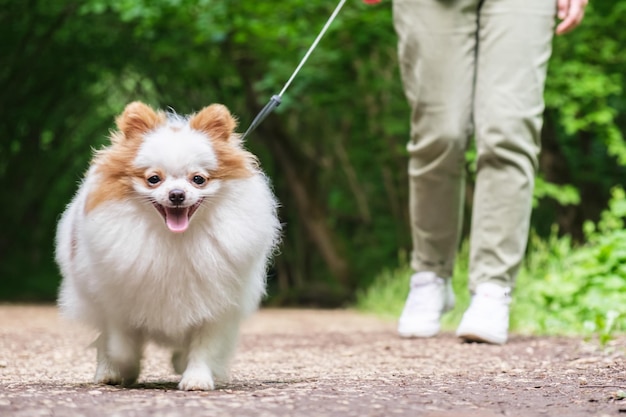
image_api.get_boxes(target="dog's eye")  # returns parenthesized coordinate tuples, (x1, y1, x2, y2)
(192, 175, 206, 185)
(147, 175, 161, 185)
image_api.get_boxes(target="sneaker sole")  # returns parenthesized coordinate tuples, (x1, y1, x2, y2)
(456, 328, 507, 345)
(398, 327, 440, 338)
(398, 332, 439, 339)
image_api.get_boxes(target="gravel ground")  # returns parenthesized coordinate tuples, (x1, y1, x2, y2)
(0, 305, 624, 417)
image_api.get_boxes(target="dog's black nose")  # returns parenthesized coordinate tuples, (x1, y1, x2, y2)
(169, 189, 186, 205)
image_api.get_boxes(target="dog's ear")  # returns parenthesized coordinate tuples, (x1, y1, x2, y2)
(190, 104, 237, 142)
(116, 102, 163, 139)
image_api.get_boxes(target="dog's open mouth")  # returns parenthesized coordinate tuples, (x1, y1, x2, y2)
(153, 200, 203, 233)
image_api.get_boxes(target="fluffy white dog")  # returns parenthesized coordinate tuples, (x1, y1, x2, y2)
(55, 102, 281, 390)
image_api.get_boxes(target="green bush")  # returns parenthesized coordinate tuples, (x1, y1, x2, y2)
(357, 187, 626, 340)
(514, 186, 626, 341)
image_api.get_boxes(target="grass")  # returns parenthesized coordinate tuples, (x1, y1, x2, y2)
(356, 210, 626, 341)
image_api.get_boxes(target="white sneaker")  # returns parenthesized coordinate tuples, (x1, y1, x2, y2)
(456, 282, 511, 345)
(397, 272, 455, 338)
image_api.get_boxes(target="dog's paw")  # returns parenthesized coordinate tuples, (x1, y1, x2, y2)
(95, 361, 139, 386)
(178, 368, 215, 391)
(94, 366, 122, 386)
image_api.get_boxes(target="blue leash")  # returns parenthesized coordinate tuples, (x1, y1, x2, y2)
(240, 0, 347, 141)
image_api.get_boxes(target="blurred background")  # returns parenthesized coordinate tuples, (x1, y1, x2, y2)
(1, 0, 625, 336)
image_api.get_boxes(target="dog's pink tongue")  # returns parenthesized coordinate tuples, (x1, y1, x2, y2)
(165, 207, 190, 233)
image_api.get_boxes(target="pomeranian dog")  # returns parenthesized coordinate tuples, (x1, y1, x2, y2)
(55, 101, 281, 391)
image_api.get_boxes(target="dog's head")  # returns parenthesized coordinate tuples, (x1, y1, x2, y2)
(86, 102, 257, 233)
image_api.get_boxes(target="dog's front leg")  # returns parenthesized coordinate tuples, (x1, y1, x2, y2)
(94, 327, 143, 386)
(178, 314, 241, 391)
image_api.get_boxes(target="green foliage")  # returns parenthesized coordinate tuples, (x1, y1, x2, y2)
(357, 187, 626, 339)
(0, 0, 144, 299)
(546, 2, 626, 165)
(533, 0, 626, 235)
(1, 0, 625, 310)
(354, 261, 412, 320)
(532, 176, 580, 208)
(514, 187, 626, 341)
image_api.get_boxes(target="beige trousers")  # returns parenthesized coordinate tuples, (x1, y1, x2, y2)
(393, 0, 556, 289)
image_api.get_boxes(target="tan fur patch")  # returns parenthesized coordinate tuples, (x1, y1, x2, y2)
(210, 138, 258, 180)
(190, 104, 256, 180)
(85, 103, 166, 213)
(116, 101, 164, 141)
(190, 104, 237, 142)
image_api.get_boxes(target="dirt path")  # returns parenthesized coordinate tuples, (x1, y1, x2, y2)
(0, 305, 624, 417)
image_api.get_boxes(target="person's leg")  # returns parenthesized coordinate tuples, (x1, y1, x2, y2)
(394, 0, 480, 280)
(470, 0, 556, 291)
(394, 0, 479, 337)
(458, 0, 556, 344)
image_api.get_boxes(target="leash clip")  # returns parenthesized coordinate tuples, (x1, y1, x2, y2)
(241, 95, 281, 141)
